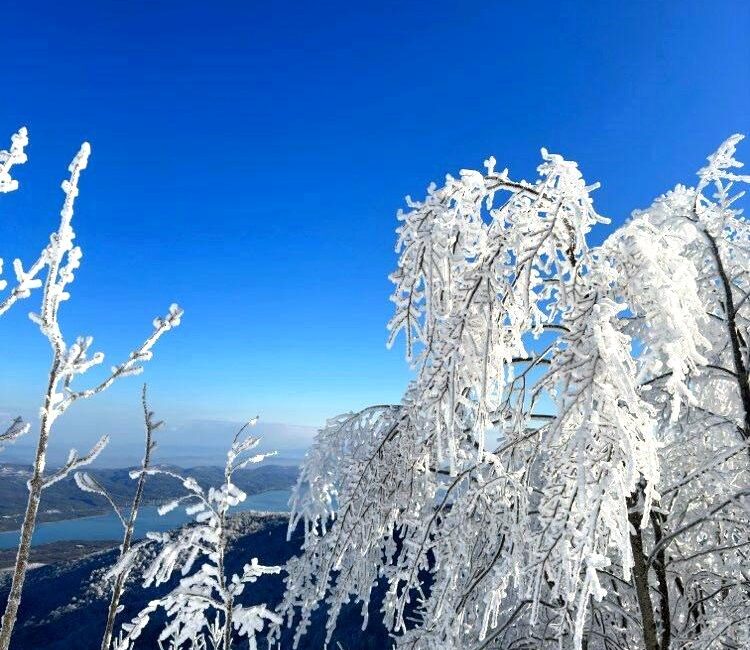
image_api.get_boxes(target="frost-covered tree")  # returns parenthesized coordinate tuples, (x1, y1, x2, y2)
(112, 420, 280, 650)
(0, 130, 182, 650)
(74, 384, 164, 650)
(277, 137, 750, 649)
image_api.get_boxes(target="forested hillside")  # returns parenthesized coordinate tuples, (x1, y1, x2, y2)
(0, 465, 297, 531)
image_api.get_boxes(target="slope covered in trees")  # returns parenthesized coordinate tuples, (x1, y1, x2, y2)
(0, 463, 297, 532)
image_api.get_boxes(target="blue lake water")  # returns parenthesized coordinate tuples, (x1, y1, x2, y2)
(0, 489, 292, 550)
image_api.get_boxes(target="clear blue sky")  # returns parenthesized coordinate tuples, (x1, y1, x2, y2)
(0, 1, 748, 440)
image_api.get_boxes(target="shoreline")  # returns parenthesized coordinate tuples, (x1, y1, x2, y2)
(0, 488, 291, 537)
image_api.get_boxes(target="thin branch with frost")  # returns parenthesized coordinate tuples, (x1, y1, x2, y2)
(115, 419, 279, 650)
(75, 471, 126, 527)
(0, 128, 47, 315)
(75, 384, 164, 650)
(41, 435, 109, 489)
(0, 129, 36, 454)
(0, 255, 47, 317)
(0, 417, 29, 452)
(0, 127, 28, 194)
(0, 134, 182, 650)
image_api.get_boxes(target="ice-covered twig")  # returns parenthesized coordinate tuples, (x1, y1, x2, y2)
(40, 435, 109, 490)
(74, 472, 126, 527)
(697, 133, 750, 191)
(0, 417, 29, 452)
(0, 127, 43, 312)
(88, 385, 167, 650)
(0, 256, 46, 316)
(227, 417, 276, 473)
(115, 419, 280, 650)
(60, 304, 183, 411)
(0, 127, 28, 193)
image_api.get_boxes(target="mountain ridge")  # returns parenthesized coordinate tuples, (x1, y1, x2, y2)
(0, 463, 298, 532)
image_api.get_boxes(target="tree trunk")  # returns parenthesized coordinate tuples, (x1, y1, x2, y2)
(0, 417, 51, 650)
(650, 511, 671, 650)
(628, 495, 660, 650)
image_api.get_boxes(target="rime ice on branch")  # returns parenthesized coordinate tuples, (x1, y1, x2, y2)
(75, 384, 165, 650)
(0, 129, 33, 455)
(112, 418, 280, 650)
(278, 137, 750, 650)
(0, 127, 43, 315)
(0, 126, 28, 194)
(0, 417, 29, 452)
(0, 130, 183, 650)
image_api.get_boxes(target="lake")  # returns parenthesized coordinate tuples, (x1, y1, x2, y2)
(0, 489, 292, 550)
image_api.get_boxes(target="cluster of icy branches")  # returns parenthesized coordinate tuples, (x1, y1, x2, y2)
(278, 137, 750, 650)
(106, 419, 280, 650)
(0, 126, 281, 650)
(3, 124, 750, 650)
(0, 126, 186, 650)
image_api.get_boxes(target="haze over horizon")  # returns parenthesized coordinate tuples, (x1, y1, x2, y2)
(0, 411, 316, 467)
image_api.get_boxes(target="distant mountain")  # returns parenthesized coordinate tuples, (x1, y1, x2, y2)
(0, 418, 317, 468)
(0, 463, 298, 532)
(0, 513, 392, 650)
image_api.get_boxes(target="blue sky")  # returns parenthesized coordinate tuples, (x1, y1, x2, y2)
(0, 1, 748, 453)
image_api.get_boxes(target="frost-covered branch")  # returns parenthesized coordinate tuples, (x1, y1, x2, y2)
(75, 384, 164, 650)
(0, 127, 28, 194)
(0, 129, 36, 454)
(115, 419, 279, 650)
(59, 304, 183, 411)
(279, 136, 750, 650)
(0, 128, 34, 306)
(41, 435, 109, 489)
(0, 417, 29, 452)
(0, 133, 182, 650)
(75, 471, 126, 527)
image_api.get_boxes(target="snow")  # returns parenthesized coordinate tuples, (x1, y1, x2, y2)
(279, 136, 750, 650)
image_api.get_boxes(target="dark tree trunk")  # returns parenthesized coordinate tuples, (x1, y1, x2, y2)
(650, 510, 671, 650)
(627, 493, 660, 650)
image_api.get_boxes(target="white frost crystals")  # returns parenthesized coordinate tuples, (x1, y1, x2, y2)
(0, 126, 28, 194)
(279, 136, 750, 650)
(0, 128, 183, 650)
(3, 122, 749, 650)
(0, 417, 29, 452)
(113, 420, 280, 650)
